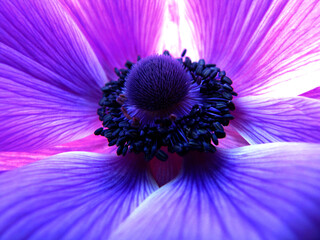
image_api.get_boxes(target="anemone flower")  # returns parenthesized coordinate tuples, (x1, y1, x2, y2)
(1, 0, 320, 239)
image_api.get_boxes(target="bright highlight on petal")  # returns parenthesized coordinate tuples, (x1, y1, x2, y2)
(184, 0, 320, 97)
(60, 0, 166, 81)
(111, 143, 320, 240)
(232, 96, 320, 144)
(0, 152, 158, 240)
(158, 0, 197, 58)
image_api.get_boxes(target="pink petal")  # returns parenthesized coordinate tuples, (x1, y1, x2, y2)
(232, 96, 320, 144)
(0, 135, 113, 170)
(60, 0, 166, 80)
(111, 143, 320, 240)
(301, 87, 320, 100)
(184, 0, 320, 97)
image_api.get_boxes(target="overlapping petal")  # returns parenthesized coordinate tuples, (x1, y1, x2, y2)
(232, 96, 320, 144)
(184, 0, 320, 97)
(218, 126, 249, 149)
(148, 150, 183, 186)
(60, 0, 166, 81)
(0, 152, 158, 240)
(111, 143, 320, 240)
(0, 0, 108, 151)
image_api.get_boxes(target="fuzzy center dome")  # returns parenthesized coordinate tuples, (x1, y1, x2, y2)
(95, 49, 237, 161)
(125, 55, 192, 112)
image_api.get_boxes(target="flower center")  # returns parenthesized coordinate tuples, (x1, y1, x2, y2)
(124, 55, 200, 124)
(95, 50, 237, 161)
(126, 55, 190, 111)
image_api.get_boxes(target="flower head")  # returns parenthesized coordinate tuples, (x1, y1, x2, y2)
(1, 0, 320, 239)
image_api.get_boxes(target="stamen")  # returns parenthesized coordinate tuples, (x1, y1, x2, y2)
(95, 49, 237, 161)
(181, 49, 187, 57)
(169, 114, 177, 122)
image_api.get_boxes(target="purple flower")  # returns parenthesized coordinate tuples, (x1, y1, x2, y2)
(1, 0, 320, 239)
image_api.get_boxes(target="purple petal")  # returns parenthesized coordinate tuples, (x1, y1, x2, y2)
(0, 0, 107, 99)
(184, 0, 320, 97)
(60, 0, 166, 80)
(0, 152, 158, 239)
(110, 143, 320, 240)
(0, 0, 108, 151)
(0, 65, 101, 151)
(232, 96, 320, 144)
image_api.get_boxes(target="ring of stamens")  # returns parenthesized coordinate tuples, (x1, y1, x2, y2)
(95, 50, 237, 161)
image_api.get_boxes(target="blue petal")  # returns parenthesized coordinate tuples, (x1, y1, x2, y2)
(0, 152, 158, 239)
(111, 143, 320, 240)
